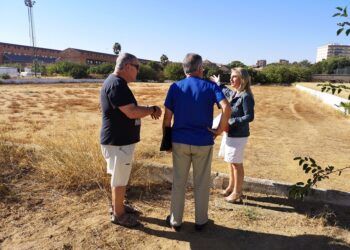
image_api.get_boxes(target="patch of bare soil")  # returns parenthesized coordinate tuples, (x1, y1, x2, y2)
(1, 169, 349, 250)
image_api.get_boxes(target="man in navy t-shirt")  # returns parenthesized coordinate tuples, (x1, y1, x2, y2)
(163, 53, 231, 231)
(100, 53, 162, 227)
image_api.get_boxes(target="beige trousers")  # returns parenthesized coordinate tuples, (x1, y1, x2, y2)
(170, 143, 213, 226)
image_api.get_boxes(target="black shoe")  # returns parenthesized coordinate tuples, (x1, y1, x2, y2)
(165, 215, 181, 232)
(195, 221, 208, 231)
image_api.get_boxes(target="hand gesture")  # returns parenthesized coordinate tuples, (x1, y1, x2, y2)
(209, 75, 220, 85)
(151, 106, 162, 120)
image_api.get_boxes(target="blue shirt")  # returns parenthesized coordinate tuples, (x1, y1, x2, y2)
(164, 76, 225, 146)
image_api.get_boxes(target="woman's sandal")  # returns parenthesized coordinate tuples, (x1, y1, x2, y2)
(225, 192, 244, 204)
(111, 213, 141, 227)
(221, 189, 233, 197)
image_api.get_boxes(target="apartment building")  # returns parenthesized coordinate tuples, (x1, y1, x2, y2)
(316, 44, 350, 62)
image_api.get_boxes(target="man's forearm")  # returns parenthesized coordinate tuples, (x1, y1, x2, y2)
(162, 108, 173, 129)
(217, 99, 231, 133)
(122, 105, 155, 119)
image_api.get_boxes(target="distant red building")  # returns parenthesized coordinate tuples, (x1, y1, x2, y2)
(0, 42, 151, 66)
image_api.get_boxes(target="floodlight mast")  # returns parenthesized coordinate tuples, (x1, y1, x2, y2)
(24, 0, 37, 76)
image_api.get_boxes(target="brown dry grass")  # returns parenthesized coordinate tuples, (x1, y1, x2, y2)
(0, 82, 349, 249)
(0, 83, 349, 192)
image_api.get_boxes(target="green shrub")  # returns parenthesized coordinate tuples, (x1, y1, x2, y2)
(147, 61, 163, 72)
(246, 68, 267, 84)
(290, 65, 312, 82)
(227, 60, 246, 68)
(0, 74, 10, 80)
(137, 64, 158, 81)
(203, 65, 230, 83)
(261, 64, 296, 83)
(204, 65, 220, 79)
(70, 64, 89, 79)
(164, 63, 184, 81)
(46, 62, 88, 78)
(311, 56, 350, 74)
(260, 64, 312, 84)
(35, 64, 47, 76)
(88, 63, 114, 76)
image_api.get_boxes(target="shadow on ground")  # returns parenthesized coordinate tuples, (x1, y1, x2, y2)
(243, 195, 350, 230)
(137, 216, 349, 250)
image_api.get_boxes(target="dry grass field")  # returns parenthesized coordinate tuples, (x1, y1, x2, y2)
(0, 82, 349, 249)
(1, 82, 348, 191)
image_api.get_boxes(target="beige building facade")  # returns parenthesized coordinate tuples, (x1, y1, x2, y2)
(316, 44, 350, 62)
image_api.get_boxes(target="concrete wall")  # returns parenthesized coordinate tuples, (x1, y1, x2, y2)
(312, 74, 350, 82)
(0, 67, 19, 77)
(296, 84, 349, 114)
(0, 78, 103, 84)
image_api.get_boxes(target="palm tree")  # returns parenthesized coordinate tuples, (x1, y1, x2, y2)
(113, 43, 121, 56)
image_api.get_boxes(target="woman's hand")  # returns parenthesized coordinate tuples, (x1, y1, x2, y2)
(209, 75, 220, 84)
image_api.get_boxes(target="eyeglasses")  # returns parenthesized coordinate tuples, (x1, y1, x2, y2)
(130, 63, 139, 71)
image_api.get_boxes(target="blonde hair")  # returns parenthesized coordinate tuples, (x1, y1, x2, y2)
(231, 67, 253, 94)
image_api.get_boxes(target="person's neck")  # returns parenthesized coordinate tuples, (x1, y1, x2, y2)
(186, 72, 202, 78)
(113, 71, 129, 83)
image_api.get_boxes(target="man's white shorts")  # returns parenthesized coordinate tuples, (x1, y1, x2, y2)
(218, 133, 248, 164)
(101, 144, 136, 187)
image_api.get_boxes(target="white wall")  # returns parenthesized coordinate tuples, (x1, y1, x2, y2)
(296, 84, 349, 114)
(0, 67, 19, 77)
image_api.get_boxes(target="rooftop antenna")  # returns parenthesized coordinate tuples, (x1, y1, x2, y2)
(24, 0, 37, 76)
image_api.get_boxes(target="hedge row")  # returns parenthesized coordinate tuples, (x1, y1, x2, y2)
(7, 56, 350, 82)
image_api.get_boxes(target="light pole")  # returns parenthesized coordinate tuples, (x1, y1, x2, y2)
(24, 0, 37, 77)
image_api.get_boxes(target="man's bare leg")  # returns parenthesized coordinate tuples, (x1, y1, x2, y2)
(112, 186, 126, 216)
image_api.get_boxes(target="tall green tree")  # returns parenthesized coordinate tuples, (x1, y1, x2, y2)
(113, 42, 121, 56)
(163, 63, 183, 81)
(137, 64, 158, 81)
(160, 54, 169, 67)
(227, 60, 246, 69)
(147, 61, 162, 72)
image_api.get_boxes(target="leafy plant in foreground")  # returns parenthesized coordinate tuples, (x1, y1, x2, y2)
(333, 6, 350, 36)
(289, 157, 350, 200)
(317, 82, 350, 114)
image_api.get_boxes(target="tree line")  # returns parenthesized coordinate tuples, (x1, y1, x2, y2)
(3, 55, 350, 82)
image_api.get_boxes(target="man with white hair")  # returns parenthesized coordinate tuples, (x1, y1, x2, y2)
(100, 53, 162, 227)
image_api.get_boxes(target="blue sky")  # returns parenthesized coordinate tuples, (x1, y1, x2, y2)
(1, 0, 350, 65)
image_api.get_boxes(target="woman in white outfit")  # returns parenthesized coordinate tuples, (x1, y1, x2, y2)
(210, 68, 254, 203)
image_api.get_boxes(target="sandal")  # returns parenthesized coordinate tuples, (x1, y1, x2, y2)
(111, 213, 141, 227)
(109, 204, 142, 215)
(225, 192, 244, 204)
(221, 189, 233, 197)
(124, 203, 142, 214)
